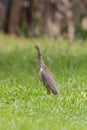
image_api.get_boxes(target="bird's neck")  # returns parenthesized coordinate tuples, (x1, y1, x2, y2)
(36, 48, 44, 70)
(37, 57, 44, 70)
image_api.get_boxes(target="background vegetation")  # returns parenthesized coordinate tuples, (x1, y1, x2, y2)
(0, 0, 87, 40)
(0, 34, 87, 130)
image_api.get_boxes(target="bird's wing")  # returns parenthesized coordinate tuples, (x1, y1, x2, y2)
(41, 66, 58, 94)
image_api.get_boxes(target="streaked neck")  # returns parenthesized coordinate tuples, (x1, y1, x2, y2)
(37, 57, 44, 70)
(36, 47, 44, 70)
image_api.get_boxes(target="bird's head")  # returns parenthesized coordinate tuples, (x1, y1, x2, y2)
(35, 45, 39, 50)
(35, 45, 42, 58)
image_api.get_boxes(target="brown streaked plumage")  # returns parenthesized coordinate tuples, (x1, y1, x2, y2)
(35, 45, 58, 95)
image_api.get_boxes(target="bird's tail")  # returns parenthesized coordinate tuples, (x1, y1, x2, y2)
(51, 87, 58, 95)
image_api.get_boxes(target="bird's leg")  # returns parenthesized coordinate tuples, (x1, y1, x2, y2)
(47, 88, 50, 95)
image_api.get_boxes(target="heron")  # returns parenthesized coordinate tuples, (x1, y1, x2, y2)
(35, 45, 58, 95)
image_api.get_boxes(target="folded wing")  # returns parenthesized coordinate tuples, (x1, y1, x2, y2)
(40, 66, 58, 95)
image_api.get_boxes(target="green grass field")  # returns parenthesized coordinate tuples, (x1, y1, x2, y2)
(0, 34, 87, 130)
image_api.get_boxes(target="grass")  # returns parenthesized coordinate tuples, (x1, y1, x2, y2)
(0, 34, 87, 130)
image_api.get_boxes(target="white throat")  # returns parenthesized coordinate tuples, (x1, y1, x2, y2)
(40, 68, 43, 72)
(39, 68, 43, 81)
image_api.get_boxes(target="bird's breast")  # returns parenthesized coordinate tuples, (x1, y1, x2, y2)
(39, 68, 43, 82)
